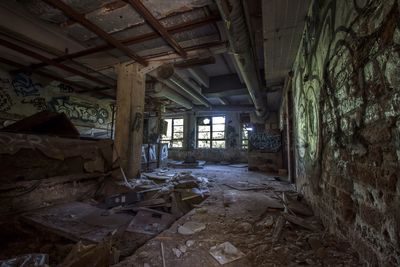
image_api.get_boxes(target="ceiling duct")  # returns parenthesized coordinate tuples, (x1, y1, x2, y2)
(215, 0, 267, 117)
(151, 64, 211, 108)
(150, 83, 193, 109)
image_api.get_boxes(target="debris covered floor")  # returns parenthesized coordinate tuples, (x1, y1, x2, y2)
(114, 165, 360, 267)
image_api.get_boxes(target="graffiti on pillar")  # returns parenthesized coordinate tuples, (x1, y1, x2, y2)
(160, 143, 168, 160)
(141, 144, 169, 163)
(249, 132, 281, 152)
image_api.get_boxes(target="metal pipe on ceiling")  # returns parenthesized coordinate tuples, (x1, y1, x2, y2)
(215, 0, 267, 117)
(151, 64, 211, 108)
(150, 83, 193, 110)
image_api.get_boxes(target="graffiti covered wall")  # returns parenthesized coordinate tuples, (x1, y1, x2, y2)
(0, 69, 114, 133)
(292, 0, 400, 265)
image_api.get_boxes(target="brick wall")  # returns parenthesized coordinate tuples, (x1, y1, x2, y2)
(292, 0, 400, 265)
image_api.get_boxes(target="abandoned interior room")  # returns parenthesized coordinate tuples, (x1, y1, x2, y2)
(0, 0, 399, 266)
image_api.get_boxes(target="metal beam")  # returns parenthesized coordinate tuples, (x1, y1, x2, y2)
(42, 0, 147, 66)
(0, 38, 113, 87)
(188, 67, 209, 88)
(174, 56, 215, 68)
(124, 0, 187, 58)
(0, 56, 113, 99)
(28, 14, 220, 70)
(218, 97, 230, 105)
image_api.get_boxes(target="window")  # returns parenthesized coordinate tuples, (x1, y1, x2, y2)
(197, 116, 225, 148)
(161, 118, 184, 148)
(241, 123, 250, 149)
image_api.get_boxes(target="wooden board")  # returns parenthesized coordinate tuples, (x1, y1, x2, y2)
(21, 202, 133, 243)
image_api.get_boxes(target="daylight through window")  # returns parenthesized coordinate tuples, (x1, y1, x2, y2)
(197, 116, 225, 148)
(161, 118, 184, 148)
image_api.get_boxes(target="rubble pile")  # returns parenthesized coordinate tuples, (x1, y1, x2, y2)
(0, 170, 209, 266)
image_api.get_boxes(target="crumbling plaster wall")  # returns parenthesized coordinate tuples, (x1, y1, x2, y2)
(292, 0, 400, 265)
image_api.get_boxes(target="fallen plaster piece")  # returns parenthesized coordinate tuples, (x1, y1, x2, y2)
(186, 240, 195, 247)
(209, 242, 245, 265)
(178, 221, 206, 235)
(172, 247, 183, 258)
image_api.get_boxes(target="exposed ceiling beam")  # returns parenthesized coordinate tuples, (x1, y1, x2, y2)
(124, 0, 187, 58)
(42, 0, 147, 66)
(0, 56, 113, 99)
(61, 1, 127, 27)
(0, 38, 113, 87)
(28, 14, 220, 71)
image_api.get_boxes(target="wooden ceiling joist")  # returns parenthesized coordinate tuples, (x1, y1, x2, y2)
(42, 0, 148, 66)
(124, 0, 187, 58)
(0, 38, 113, 87)
(28, 14, 220, 71)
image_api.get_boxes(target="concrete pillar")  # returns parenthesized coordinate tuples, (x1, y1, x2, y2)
(113, 63, 145, 179)
(186, 112, 196, 150)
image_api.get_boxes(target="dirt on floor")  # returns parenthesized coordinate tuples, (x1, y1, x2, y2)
(113, 165, 360, 267)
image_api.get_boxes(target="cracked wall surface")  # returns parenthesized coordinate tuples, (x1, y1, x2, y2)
(292, 0, 400, 265)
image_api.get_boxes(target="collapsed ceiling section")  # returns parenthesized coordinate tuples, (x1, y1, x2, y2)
(0, 0, 310, 114)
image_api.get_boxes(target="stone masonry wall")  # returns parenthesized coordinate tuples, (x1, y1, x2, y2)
(292, 0, 400, 265)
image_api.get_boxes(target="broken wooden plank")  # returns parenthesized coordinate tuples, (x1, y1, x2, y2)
(21, 202, 133, 243)
(282, 213, 322, 232)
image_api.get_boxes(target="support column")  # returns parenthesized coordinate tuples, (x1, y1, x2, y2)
(113, 63, 145, 179)
(285, 74, 294, 183)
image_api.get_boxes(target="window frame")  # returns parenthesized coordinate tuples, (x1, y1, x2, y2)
(196, 116, 226, 149)
(161, 117, 184, 148)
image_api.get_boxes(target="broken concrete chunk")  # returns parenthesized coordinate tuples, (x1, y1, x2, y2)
(209, 242, 245, 265)
(178, 221, 206, 235)
(186, 240, 195, 247)
(172, 247, 182, 258)
(178, 245, 187, 253)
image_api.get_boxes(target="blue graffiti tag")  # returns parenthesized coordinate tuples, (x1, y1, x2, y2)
(12, 73, 41, 97)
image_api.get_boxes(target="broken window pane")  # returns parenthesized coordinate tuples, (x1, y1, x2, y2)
(173, 132, 184, 139)
(198, 125, 210, 132)
(198, 140, 211, 148)
(212, 131, 225, 139)
(212, 140, 225, 148)
(198, 132, 211, 139)
(172, 141, 183, 148)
